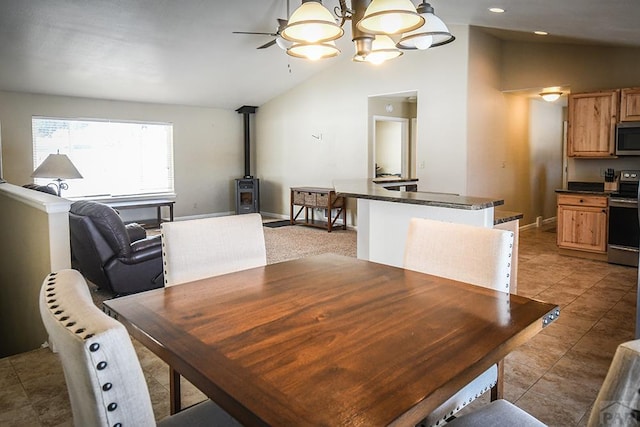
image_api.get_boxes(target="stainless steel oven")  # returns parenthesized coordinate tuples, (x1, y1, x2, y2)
(608, 170, 640, 267)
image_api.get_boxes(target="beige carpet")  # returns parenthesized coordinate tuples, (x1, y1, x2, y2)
(263, 225, 356, 264)
(89, 224, 356, 304)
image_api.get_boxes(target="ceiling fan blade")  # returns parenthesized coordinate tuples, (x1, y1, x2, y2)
(232, 31, 278, 36)
(257, 39, 278, 49)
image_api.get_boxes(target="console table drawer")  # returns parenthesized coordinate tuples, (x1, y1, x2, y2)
(290, 187, 346, 232)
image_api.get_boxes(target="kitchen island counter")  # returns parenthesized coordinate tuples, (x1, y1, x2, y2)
(334, 179, 510, 268)
(335, 179, 503, 210)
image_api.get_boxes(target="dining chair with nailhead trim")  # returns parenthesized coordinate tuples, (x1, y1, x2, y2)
(404, 218, 515, 427)
(39, 269, 242, 427)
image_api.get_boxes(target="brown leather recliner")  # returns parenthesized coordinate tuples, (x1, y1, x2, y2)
(69, 201, 164, 295)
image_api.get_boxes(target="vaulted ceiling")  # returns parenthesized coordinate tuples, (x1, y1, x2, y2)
(0, 0, 638, 109)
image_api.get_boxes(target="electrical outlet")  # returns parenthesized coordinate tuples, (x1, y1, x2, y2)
(599, 168, 606, 177)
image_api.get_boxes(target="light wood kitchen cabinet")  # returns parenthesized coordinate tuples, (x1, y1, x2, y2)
(567, 90, 619, 157)
(620, 87, 640, 121)
(557, 194, 608, 254)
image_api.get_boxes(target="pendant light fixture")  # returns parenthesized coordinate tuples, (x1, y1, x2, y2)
(354, 35, 402, 64)
(281, 1, 343, 43)
(397, 1, 455, 50)
(357, 0, 424, 35)
(280, 0, 454, 64)
(287, 40, 340, 60)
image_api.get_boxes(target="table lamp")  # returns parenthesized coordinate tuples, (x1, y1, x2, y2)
(31, 151, 83, 196)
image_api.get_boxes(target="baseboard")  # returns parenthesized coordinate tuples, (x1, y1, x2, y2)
(173, 211, 234, 222)
(519, 216, 557, 231)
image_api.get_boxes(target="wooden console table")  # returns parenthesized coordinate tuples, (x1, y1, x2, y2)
(290, 187, 346, 232)
(104, 199, 175, 228)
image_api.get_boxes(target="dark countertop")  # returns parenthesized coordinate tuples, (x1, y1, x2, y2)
(333, 179, 504, 210)
(556, 189, 611, 196)
(494, 210, 524, 224)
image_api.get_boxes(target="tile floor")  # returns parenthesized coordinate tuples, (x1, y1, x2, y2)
(0, 224, 636, 426)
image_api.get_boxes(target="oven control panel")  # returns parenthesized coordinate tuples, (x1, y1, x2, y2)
(620, 170, 640, 182)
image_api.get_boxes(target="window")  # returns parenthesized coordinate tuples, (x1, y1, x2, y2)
(32, 117, 174, 198)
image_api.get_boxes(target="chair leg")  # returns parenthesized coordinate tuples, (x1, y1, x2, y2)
(490, 359, 504, 401)
(170, 367, 182, 414)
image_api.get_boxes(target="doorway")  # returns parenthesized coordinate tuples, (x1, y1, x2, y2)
(368, 91, 417, 179)
(373, 116, 409, 177)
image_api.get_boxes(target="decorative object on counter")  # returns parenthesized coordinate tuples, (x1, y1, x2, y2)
(31, 150, 83, 196)
(604, 168, 619, 192)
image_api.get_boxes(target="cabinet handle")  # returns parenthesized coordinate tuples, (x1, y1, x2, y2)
(602, 209, 607, 213)
(579, 199, 584, 203)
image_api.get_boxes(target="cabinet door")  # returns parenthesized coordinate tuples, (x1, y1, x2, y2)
(557, 205, 608, 253)
(567, 90, 618, 157)
(620, 88, 640, 121)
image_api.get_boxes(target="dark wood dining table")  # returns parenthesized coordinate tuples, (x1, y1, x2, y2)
(104, 253, 559, 427)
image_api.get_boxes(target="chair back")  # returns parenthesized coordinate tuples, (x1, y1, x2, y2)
(588, 339, 640, 426)
(69, 212, 115, 291)
(70, 201, 132, 257)
(39, 269, 156, 427)
(404, 218, 514, 293)
(161, 213, 267, 286)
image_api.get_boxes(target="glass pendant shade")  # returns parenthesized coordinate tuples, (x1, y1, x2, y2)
(281, 1, 344, 43)
(287, 40, 340, 60)
(357, 0, 424, 35)
(354, 35, 402, 65)
(397, 2, 455, 49)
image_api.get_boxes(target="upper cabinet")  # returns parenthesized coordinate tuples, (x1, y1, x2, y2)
(567, 90, 619, 158)
(620, 87, 640, 122)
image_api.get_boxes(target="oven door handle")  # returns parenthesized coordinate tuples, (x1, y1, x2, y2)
(609, 198, 639, 208)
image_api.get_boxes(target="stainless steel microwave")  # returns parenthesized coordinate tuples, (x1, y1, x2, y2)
(616, 122, 640, 155)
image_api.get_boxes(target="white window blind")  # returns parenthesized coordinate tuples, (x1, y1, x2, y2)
(32, 117, 174, 198)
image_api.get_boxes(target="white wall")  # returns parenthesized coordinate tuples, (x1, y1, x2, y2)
(256, 25, 470, 219)
(0, 91, 245, 218)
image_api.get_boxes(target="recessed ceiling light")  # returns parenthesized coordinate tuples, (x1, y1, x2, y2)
(534, 31, 548, 36)
(489, 7, 505, 13)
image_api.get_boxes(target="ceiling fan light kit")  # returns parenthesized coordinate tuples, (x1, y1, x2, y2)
(281, 0, 454, 65)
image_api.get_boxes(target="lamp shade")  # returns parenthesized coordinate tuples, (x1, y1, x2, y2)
(354, 35, 402, 64)
(287, 40, 340, 60)
(281, 1, 343, 43)
(397, 2, 455, 49)
(357, 0, 424, 35)
(31, 153, 83, 179)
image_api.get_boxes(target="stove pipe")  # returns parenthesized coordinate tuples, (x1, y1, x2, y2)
(235, 105, 258, 178)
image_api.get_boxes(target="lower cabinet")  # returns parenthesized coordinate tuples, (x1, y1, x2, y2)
(557, 194, 608, 254)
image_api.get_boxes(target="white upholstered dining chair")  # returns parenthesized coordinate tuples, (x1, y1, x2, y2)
(404, 217, 514, 427)
(449, 338, 640, 426)
(39, 269, 241, 427)
(161, 213, 266, 286)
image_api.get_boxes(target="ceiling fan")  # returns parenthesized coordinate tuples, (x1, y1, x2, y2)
(232, 0, 291, 50)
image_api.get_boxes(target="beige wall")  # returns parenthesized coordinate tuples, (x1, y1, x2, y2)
(501, 41, 640, 183)
(0, 91, 245, 218)
(256, 25, 471, 220)
(0, 184, 71, 357)
(466, 28, 509, 202)
(501, 42, 640, 93)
